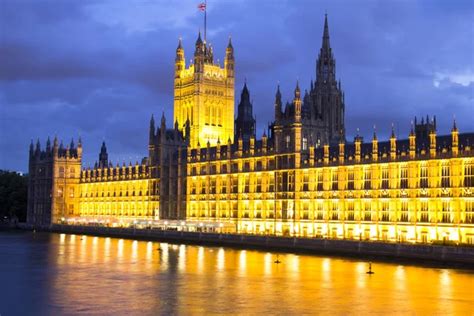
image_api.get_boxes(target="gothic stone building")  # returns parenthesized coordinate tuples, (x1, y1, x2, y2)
(27, 16, 474, 245)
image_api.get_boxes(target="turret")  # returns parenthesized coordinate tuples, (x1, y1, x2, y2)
(294, 81, 302, 122)
(429, 125, 436, 158)
(323, 143, 329, 165)
(227, 137, 232, 157)
(35, 139, 41, 157)
(53, 136, 59, 155)
(372, 126, 378, 162)
(274, 85, 282, 122)
(354, 129, 361, 163)
(77, 137, 82, 158)
(216, 137, 221, 159)
(185, 115, 191, 143)
(339, 138, 345, 164)
(99, 141, 108, 168)
(390, 124, 396, 160)
(452, 119, 459, 156)
(46, 137, 51, 154)
(409, 123, 416, 159)
(225, 36, 234, 78)
(160, 112, 166, 141)
(262, 130, 267, 153)
(250, 134, 255, 155)
(175, 38, 185, 77)
(194, 31, 205, 73)
(149, 114, 155, 145)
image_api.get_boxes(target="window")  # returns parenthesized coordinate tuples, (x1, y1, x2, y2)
(69, 167, 75, 178)
(441, 201, 451, 223)
(331, 170, 338, 191)
(347, 201, 355, 220)
(381, 201, 390, 221)
(420, 201, 429, 222)
(210, 178, 216, 194)
(59, 167, 65, 178)
(232, 176, 238, 193)
(244, 175, 250, 193)
(302, 137, 308, 151)
(69, 188, 74, 198)
(364, 168, 371, 190)
(348, 170, 354, 190)
(420, 165, 428, 188)
(381, 167, 389, 189)
(465, 201, 474, 224)
(316, 202, 324, 220)
(464, 161, 473, 187)
(317, 172, 323, 191)
(400, 166, 408, 189)
(331, 201, 338, 220)
(400, 201, 408, 222)
(285, 135, 291, 149)
(364, 201, 371, 221)
(302, 172, 309, 191)
(441, 163, 450, 188)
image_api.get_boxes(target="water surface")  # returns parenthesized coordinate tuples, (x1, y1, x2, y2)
(0, 231, 472, 315)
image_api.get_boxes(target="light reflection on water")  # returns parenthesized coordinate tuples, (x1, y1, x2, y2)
(0, 231, 473, 315)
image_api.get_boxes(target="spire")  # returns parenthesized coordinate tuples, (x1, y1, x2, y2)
(227, 36, 233, 49)
(150, 114, 155, 130)
(177, 37, 183, 50)
(274, 84, 282, 121)
(196, 30, 203, 45)
(276, 84, 281, 100)
(241, 81, 249, 100)
(294, 80, 301, 99)
(99, 141, 108, 168)
(46, 137, 51, 151)
(70, 138, 75, 149)
(322, 13, 330, 51)
(452, 117, 458, 131)
(391, 123, 396, 138)
(161, 111, 166, 127)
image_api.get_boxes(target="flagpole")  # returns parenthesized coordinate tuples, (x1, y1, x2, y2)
(204, 0, 207, 43)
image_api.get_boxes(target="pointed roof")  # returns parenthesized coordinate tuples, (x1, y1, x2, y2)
(196, 31, 203, 45)
(241, 81, 249, 98)
(227, 36, 233, 49)
(322, 13, 331, 52)
(177, 37, 183, 50)
(294, 80, 301, 99)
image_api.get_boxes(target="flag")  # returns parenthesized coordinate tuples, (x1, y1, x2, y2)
(198, 2, 206, 11)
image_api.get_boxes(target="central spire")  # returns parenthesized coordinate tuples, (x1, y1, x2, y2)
(321, 13, 331, 53)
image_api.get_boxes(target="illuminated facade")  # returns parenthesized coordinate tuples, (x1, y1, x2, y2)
(173, 33, 235, 148)
(27, 16, 474, 244)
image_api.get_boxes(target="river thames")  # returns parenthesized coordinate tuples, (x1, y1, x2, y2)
(0, 231, 472, 315)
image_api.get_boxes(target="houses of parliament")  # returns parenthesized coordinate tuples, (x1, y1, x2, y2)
(27, 16, 474, 245)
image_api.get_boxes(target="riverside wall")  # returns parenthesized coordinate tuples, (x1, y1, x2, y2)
(21, 224, 474, 266)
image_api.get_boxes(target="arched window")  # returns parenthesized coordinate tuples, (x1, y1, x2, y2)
(59, 166, 65, 177)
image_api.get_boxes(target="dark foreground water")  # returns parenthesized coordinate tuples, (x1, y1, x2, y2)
(0, 231, 473, 315)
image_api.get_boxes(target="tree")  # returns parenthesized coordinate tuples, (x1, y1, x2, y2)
(0, 170, 28, 222)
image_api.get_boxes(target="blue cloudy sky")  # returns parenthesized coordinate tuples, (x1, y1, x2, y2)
(1, 0, 473, 172)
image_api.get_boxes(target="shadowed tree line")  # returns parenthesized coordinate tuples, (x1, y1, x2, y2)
(0, 170, 28, 222)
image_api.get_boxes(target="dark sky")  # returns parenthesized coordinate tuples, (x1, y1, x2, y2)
(1, 0, 473, 172)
